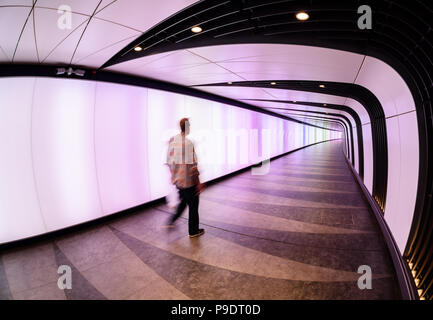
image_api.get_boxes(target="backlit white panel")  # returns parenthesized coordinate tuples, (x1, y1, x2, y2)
(35, 9, 90, 63)
(0, 44, 8, 60)
(0, 7, 30, 61)
(110, 50, 208, 83)
(31, 77, 102, 232)
(308, 126, 316, 145)
(0, 76, 338, 244)
(226, 105, 247, 173)
(343, 99, 370, 171)
(386, 111, 419, 252)
(352, 127, 358, 172)
(94, 82, 151, 214)
(197, 101, 231, 181)
(114, 43, 363, 85)
(0, 77, 45, 243)
(42, 21, 87, 65)
(356, 56, 416, 116)
(1, 1, 33, 5)
(362, 124, 374, 193)
(191, 44, 364, 83)
(168, 63, 246, 86)
(36, 0, 112, 15)
(94, 0, 198, 32)
(71, 18, 140, 67)
(74, 35, 137, 68)
(185, 95, 233, 179)
(261, 88, 347, 105)
(384, 116, 401, 221)
(146, 89, 185, 199)
(197, 86, 274, 101)
(105, 52, 175, 74)
(12, 10, 39, 62)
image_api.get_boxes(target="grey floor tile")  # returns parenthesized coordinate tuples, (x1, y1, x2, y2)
(53, 243, 106, 300)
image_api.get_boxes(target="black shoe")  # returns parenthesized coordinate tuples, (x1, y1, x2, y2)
(189, 229, 205, 238)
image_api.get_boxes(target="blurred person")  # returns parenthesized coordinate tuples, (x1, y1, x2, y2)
(166, 118, 205, 238)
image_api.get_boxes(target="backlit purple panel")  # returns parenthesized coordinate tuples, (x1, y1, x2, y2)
(94, 82, 151, 214)
(31, 78, 103, 233)
(0, 76, 335, 244)
(362, 124, 374, 194)
(0, 77, 45, 243)
(352, 128, 358, 172)
(385, 112, 419, 250)
(146, 89, 186, 199)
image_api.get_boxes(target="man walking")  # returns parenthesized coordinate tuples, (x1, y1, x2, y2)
(166, 118, 205, 238)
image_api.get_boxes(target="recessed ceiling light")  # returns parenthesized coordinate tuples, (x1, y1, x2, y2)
(134, 46, 142, 52)
(323, 103, 327, 106)
(293, 100, 297, 103)
(227, 81, 232, 85)
(319, 84, 325, 88)
(191, 26, 202, 33)
(270, 82, 276, 85)
(296, 11, 309, 21)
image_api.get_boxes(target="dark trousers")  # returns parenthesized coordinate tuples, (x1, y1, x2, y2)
(171, 185, 200, 235)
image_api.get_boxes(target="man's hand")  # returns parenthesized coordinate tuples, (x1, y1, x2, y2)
(196, 183, 206, 196)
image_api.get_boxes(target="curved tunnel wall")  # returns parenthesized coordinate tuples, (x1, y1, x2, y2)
(354, 57, 419, 252)
(191, 49, 419, 254)
(0, 76, 340, 244)
(98, 0, 433, 297)
(289, 57, 420, 254)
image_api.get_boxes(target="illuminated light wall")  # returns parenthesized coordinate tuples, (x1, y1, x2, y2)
(0, 77, 340, 244)
(354, 57, 419, 252)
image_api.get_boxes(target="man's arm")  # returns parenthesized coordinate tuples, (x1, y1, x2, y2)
(166, 138, 176, 184)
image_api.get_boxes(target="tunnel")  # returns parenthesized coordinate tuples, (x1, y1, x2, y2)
(0, 0, 432, 302)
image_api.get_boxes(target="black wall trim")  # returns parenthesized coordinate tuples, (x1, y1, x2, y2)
(247, 99, 363, 178)
(196, 80, 385, 209)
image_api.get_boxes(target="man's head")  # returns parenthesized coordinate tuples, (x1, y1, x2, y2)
(180, 117, 190, 135)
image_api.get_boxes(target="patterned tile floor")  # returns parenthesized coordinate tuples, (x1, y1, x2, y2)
(0, 140, 401, 299)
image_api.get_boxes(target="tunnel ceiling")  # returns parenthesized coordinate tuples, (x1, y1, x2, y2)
(0, 0, 198, 67)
